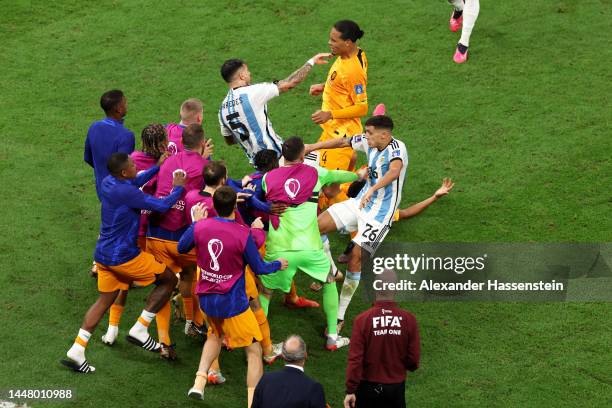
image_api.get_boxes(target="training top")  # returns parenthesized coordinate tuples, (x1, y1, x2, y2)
(94, 166, 183, 266)
(219, 84, 283, 163)
(84, 117, 135, 199)
(351, 134, 408, 225)
(346, 301, 420, 394)
(177, 217, 280, 318)
(148, 150, 208, 240)
(320, 49, 368, 138)
(262, 163, 357, 252)
(165, 123, 186, 155)
(130, 151, 159, 238)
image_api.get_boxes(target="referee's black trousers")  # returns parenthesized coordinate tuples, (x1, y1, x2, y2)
(355, 380, 406, 408)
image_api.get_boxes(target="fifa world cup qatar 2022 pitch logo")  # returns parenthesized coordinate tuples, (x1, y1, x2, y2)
(207, 239, 223, 272)
(284, 178, 301, 199)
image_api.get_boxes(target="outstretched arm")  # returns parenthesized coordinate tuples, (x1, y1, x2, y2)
(276, 53, 332, 93)
(306, 136, 352, 153)
(398, 178, 454, 220)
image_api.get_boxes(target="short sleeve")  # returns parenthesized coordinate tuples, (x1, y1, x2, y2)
(251, 83, 280, 106)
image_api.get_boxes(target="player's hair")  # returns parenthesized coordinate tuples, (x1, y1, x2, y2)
(333, 20, 364, 42)
(365, 115, 394, 131)
(281, 136, 305, 162)
(220, 59, 245, 83)
(282, 335, 307, 364)
(107, 152, 130, 177)
(253, 149, 280, 173)
(141, 124, 167, 159)
(100, 89, 125, 114)
(180, 98, 203, 122)
(203, 161, 227, 187)
(213, 186, 237, 217)
(182, 124, 205, 149)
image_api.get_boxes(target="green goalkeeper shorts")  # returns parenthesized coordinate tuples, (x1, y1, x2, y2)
(259, 249, 331, 293)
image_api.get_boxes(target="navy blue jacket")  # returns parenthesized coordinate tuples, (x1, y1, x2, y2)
(252, 366, 326, 408)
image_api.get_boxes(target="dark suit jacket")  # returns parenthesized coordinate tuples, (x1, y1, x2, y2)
(252, 365, 326, 408)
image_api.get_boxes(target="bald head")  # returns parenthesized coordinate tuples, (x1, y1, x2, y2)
(282, 335, 307, 366)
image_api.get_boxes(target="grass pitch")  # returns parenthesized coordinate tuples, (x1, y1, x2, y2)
(0, 1, 610, 407)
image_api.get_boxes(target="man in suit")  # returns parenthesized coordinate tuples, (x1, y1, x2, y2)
(252, 335, 326, 408)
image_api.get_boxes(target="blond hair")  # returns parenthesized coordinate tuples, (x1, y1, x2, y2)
(180, 98, 203, 123)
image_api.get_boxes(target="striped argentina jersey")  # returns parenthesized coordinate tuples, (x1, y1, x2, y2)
(351, 134, 408, 225)
(219, 83, 283, 164)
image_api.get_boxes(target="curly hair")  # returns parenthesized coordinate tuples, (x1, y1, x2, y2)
(141, 123, 167, 159)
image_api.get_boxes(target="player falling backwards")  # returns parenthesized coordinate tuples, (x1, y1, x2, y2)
(62, 153, 185, 373)
(219, 52, 331, 164)
(258, 137, 365, 350)
(308, 115, 408, 333)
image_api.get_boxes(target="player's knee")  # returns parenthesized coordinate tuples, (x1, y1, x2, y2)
(158, 268, 178, 288)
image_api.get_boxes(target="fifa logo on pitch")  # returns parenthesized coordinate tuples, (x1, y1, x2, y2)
(207, 239, 223, 272)
(284, 178, 301, 199)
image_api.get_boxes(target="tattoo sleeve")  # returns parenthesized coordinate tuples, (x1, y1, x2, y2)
(277, 63, 312, 92)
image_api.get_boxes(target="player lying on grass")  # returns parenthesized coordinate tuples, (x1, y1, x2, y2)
(219, 53, 332, 164)
(310, 177, 454, 291)
(257, 137, 360, 350)
(178, 187, 287, 406)
(62, 153, 185, 373)
(308, 115, 408, 334)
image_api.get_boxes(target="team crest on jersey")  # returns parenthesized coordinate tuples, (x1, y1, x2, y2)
(354, 84, 364, 95)
(207, 239, 223, 272)
(330, 71, 337, 81)
(284, 178, 301, 199)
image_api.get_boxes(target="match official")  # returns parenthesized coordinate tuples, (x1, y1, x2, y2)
(344, 269, 420, 408)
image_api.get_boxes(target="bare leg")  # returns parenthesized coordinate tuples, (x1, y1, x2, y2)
(245, 342, 263, 408)
(145, 268, 178, 313)
(81, 291, 120, 333)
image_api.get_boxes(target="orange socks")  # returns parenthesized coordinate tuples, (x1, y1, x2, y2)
(253, 308, 272, 355)
(156, 301, 171, 345)
(109, 304, 124, 327)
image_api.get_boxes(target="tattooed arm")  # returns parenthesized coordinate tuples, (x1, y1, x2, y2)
(276, 53, 332, 93)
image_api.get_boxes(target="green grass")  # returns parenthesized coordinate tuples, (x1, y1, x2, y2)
(1, 1, 611, 407)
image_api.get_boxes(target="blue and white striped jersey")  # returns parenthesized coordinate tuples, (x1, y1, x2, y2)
(351, 134, 408, 225)
(218, 83, 283, 164)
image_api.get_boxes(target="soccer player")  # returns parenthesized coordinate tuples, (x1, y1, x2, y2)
(448, 0, 480, 63)
(218, 52, 331, 164)
(308, 115, 408, 333)
(100, 124, 169, 348)
(61, 153, 185, 373)
(310, 20, 368, 171)
(84, 89, 135, 199)
(166, 98, 204, 155)
(258, 137, 362, 350)
(178, 187, 287, 406)
(147, 124, 212, 344)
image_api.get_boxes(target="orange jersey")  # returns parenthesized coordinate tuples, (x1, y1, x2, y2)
(320, 48, 368, 138)
(319, 182, 351, 212)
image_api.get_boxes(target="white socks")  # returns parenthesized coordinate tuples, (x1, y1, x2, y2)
(459, 0, 480, 47)
(129, 310, 156, 342)
(338, 271, 361, 321)
(321, 234, 339, 276)
(67, 328, 91, 365)
(101, 325, 119, 344)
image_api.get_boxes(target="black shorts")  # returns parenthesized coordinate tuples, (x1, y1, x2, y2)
(355, 381, 406, 408)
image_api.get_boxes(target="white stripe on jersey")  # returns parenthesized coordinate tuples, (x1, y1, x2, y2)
(351, 135, 408, 225)
(218, 83, 283, 163)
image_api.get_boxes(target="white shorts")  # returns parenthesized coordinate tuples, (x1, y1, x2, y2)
(326, 199, 391, 255)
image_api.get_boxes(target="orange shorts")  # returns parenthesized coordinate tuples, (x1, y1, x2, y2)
(146, 237, 196, 274)
(96, 251, 166, 292)
(244, 266, 259, 300)
(318, 130, 355, 171)
(206, 308, 262, 349)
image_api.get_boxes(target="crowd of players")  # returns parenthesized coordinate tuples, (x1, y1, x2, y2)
(64, 17, 458, 408)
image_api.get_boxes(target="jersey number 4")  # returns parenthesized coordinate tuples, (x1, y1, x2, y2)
(225, 112, 250, 142)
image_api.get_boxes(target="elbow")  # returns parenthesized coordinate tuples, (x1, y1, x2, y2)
(358, 103, 368, 117)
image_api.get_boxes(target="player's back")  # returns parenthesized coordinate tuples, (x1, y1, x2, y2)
(165, 123, 185, 155)
(152, 150, 207, 232)
(218, 83, 283, 163)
